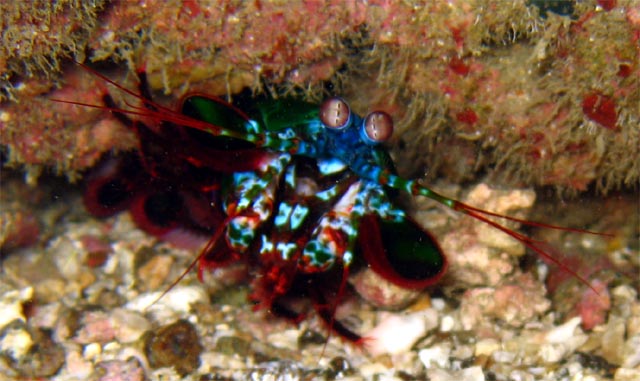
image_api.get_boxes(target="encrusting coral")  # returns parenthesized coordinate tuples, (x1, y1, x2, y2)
(0, 0, 638, 193)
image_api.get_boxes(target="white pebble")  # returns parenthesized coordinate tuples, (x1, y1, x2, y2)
(0, 287, 33, 329)
(431, 298, 446, 310)
(614, 367, 640, 381)
(0, 325, 32, 358)
(539, 317, 587, 363)
(623, 335, 640, 368)
(83, 342, 102, 360)
(545, 317, 582, 343)
(493, 350, 516, 363)
(440, 314, 455, 332)
(63, 346, 94, 379)
(367, 310, 438, 355)
(475, 338, 500, 357)
(103, 341, 121, 353)
(508, 369, 534, 381)
(111, 308, 151, 343)
(419, 343, 451, 368)
(126, 285, 208, 314)
(266, 329, 300, 351)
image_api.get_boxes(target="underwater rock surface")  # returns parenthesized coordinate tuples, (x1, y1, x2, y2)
(1, 0, 638, 192)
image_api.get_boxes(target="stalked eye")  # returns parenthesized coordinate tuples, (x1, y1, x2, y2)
(320, 97, 351, 130)
(362, 111, 393, 144)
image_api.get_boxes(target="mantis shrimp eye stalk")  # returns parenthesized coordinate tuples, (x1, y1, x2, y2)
(362, 111, 394, 144)
(319, 97, 351, 129)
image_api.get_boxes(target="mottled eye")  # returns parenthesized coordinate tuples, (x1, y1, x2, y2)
(363, 111, 393, 143)
(320, 97, 351, 129)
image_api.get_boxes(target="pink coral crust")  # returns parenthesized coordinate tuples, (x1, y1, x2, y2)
(0, 0, 637, 191)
